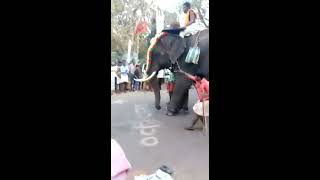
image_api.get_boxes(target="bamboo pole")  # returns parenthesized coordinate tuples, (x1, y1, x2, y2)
(202, 89, 207, 135)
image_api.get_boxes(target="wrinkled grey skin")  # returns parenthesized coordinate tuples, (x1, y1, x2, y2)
(146, 29, 209, 115)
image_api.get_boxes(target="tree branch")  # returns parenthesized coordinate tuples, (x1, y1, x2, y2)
(196, 7, 209, 28)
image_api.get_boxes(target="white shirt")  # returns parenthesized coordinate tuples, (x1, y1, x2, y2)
(129, 64, 135, 74)
(119, 65, 129, 83)
(157, 69, 165, 78)
(164, 69, 170, 79)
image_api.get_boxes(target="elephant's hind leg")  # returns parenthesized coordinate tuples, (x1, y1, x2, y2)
(181, 90, 189, 113)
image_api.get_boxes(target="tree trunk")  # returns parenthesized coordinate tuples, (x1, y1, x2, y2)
(196, 7, 209, 28)
(136, 35, 139, 64)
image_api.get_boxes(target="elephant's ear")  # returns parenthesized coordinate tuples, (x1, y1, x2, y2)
(161, 35, 186, 64)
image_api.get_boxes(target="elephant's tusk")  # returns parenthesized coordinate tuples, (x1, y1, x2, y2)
(134, 71, 157, 82)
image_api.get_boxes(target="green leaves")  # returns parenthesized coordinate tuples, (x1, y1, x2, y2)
(111, 0, 209, 64)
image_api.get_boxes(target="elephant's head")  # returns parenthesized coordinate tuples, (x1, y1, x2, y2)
(136, 32, 186, 81)
(135, 32, 187, 109)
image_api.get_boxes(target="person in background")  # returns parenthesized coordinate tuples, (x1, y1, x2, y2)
(115, 61, 122, 93)
(141, 64, 148, 90)
(141, 64, 152, 91)
(125, 62, 130, 91)
(180, 70, 209, 131)
(165, 68, 175, 105)
(129, 61, 136, 91)
(133, 64, 142, 91)
(157, 69, 165, 90)
(119, 61, 129, 93)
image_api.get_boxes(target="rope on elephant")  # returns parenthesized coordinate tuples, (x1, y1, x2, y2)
(185, 31, 201, 64)
(174, 31, 202, 72)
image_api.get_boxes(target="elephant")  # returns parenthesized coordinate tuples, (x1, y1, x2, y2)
(135, 28, 209, 115)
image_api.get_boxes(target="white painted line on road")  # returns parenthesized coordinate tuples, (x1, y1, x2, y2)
(134, 122, 160, 136)
(133, 124, 160, 129)
(134, 104, 148, 115)
(139, 128, 157, 136)
(134, 104, 161, 147)
(140, 136, 159, 147)
(111, 99, 127, 104)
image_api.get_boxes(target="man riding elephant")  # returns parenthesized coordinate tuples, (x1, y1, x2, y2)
(180, 2, 206, 37)
(182, 2, 196, 28)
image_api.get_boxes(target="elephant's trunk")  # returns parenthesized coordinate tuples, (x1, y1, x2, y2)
(133, 71, 157, 82)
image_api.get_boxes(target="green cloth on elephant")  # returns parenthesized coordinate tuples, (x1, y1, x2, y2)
(166, 70, 175, 83)
(185, 46, 200, 64)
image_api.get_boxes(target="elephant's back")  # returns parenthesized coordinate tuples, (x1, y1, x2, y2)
(199, 30, 209, 52)
(183, 29, 210, 80)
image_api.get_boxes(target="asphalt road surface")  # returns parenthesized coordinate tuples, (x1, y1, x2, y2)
(111, 88, 209, 180)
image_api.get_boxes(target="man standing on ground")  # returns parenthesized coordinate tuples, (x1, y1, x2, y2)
(180, 71, 209, 130)
(133, 64, 142, 91)
(129, 61, 136, 91)
(115, 61, 122, 93)
(119, 61, 129, 92)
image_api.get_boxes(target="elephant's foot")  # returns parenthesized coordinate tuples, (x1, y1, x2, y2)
(166, 110, 176, 116)
(182, 108, 189, 114)
(155, 105, 161, 110)
(184, 126, 196, 131)
(178, 108, 189, 114)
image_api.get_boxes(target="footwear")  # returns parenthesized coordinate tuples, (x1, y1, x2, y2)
(184, 126, 195, 131)
(185, 117, 200, 130)
(166, 111, 174, 116)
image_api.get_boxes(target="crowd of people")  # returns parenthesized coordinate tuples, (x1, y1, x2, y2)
(114, 60, 142, 93)
(113, 60, 177, 97)
(114, 60, 162, 93)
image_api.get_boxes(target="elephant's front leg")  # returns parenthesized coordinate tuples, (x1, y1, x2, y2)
(150, 78, 161, 110)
